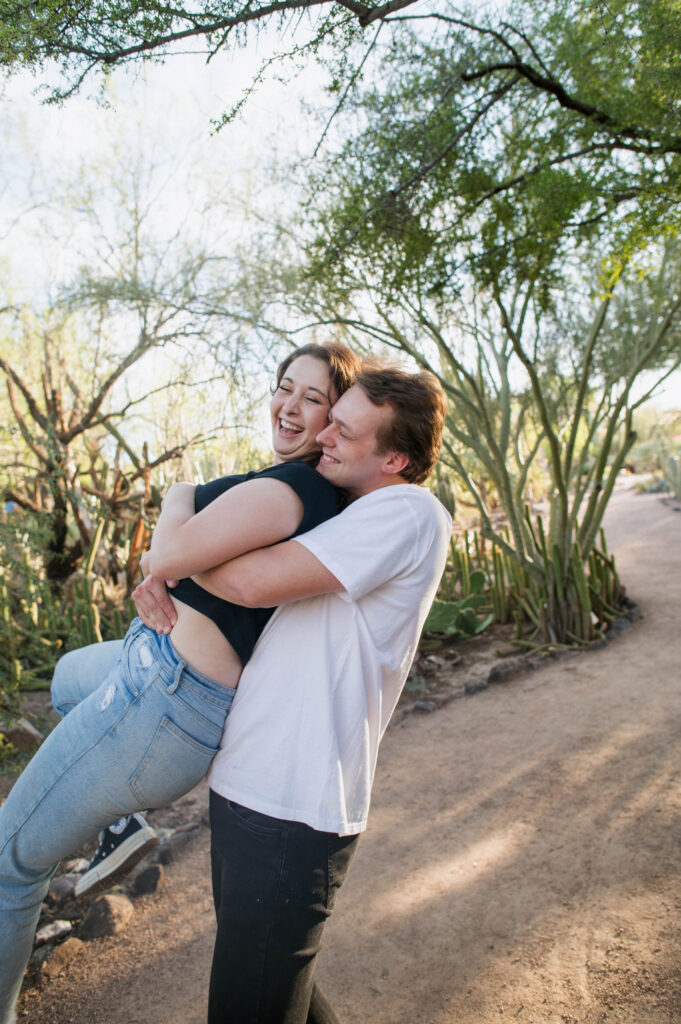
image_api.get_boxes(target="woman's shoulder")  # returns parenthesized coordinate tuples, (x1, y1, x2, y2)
(259, 461, 344, 509)
(194, 469, 250, 510)
(258, 460, 327, 486)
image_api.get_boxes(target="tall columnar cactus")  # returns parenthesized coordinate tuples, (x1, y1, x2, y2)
(428, 520, 623, 647)
(665, 455, 681, 500)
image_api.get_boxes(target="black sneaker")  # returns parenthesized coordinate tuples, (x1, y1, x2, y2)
(75, 813, 159, 897)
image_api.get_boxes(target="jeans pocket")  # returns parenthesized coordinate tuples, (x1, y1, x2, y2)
(128, 715, 219, 808)
(227, 800, 287, 838)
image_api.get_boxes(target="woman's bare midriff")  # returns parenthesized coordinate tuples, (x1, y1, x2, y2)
(167, 596, 243, 688)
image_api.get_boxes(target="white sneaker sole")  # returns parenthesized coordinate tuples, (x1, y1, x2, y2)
(75, 826, 159, 898)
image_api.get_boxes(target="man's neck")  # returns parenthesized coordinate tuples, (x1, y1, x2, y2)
(348, 475, 410, 501)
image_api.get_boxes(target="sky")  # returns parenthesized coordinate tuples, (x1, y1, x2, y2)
(0, 29, 323, 281)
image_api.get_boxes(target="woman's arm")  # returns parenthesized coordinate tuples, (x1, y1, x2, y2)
(148, 482, 196, 575)
(148, 476, 304, 581)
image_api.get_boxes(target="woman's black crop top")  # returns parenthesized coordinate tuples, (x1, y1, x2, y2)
(169, 461, 341, 666)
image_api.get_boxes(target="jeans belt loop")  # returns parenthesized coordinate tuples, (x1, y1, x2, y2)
(167, 659, 184, 694)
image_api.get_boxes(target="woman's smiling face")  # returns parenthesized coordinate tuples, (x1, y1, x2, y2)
(270, 354, 336, 463)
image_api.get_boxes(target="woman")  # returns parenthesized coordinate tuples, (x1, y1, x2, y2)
(0, 341, 360, 1024)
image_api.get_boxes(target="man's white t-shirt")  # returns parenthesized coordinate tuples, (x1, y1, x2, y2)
(208, 483, 451, 834)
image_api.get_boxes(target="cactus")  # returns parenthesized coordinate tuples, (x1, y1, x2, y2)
(665, 455, 681, 500)
(424, 570, 493, 638)
(112, 608, 124, 639)
(430, 507, 625, 650)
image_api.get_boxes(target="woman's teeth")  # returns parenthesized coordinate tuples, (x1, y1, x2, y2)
(280, 419, 302, 434)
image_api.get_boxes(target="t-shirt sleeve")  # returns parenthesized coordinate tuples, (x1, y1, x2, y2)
(295, 489, 440, 601)
(192, 463, 338, 528)
(193, 472, 250, 512)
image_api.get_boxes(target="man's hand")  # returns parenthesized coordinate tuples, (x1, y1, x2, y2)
(132, 574, 178, 634)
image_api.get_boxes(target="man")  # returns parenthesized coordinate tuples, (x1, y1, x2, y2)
(134, 365, 451, 1023)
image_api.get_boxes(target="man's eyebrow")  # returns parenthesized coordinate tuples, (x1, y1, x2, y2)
(328, 410, 353, 434)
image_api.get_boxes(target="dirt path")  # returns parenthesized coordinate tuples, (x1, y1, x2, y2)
(17, 485, 681, 1023)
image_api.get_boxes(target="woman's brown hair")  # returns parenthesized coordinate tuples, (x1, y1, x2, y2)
(275, 342, 361, 401)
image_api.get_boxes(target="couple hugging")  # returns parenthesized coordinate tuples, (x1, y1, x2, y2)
(0, 341, 451, 1024)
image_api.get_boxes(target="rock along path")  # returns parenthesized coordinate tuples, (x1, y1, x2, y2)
(18, 485, 681, 1023)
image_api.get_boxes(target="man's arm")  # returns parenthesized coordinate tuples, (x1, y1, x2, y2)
(194, 539, 343, 608)
(132, 538, 342, 631)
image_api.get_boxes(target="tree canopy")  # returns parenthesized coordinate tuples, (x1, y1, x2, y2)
(303, 0, 681, 297)
(3, 0, 680, 161)
(0, 0, 389, 100)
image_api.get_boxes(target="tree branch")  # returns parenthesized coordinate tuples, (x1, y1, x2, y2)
(0, 358, 49, 433)
(461, 60, 681, 154)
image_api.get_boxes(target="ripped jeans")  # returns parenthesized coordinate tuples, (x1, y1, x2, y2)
(0, 619, 235, 1024)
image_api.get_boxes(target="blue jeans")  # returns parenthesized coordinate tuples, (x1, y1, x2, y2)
(0, 620, 235, 1024)
(51, 637, 124, 716)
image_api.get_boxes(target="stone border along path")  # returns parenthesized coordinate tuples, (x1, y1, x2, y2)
(17, 484, 681, 1024)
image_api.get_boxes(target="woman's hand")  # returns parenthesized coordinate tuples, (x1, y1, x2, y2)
(132, 575, 178, 634)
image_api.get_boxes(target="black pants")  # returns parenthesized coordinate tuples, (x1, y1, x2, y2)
(208, 791, 359, 1024)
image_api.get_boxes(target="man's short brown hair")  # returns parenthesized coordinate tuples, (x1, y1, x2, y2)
(355, 366, 446, 485)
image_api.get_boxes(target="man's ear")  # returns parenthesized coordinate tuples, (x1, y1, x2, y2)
(381, 450, 410, 477)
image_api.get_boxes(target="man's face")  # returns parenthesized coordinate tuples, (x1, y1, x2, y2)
(315, 385, 402, 497)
